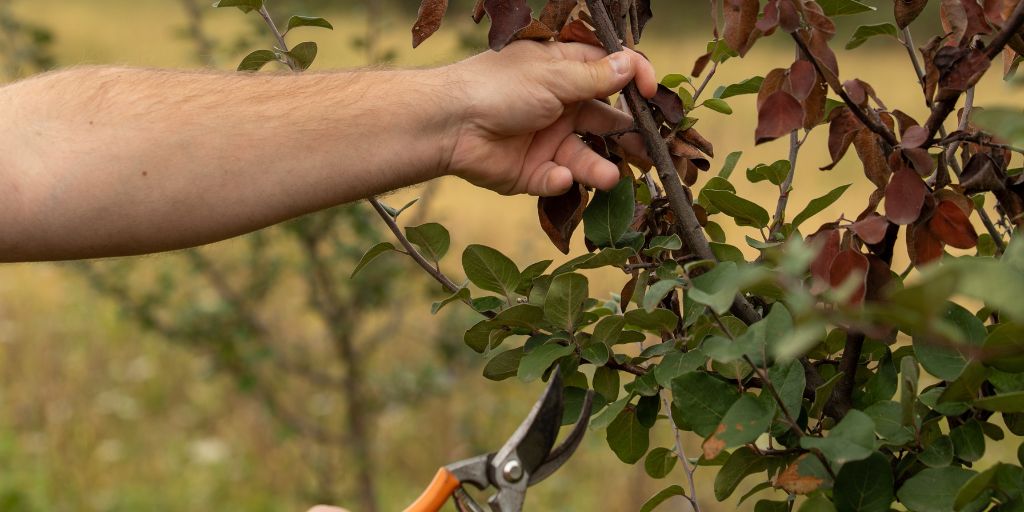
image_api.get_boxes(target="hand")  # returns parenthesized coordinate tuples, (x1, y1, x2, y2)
(443, 41, 657, 197)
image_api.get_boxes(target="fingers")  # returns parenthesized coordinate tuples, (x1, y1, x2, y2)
(548, 45, 658, 103)
(525, 160, 575, 197)
(574, 100, 651, 168)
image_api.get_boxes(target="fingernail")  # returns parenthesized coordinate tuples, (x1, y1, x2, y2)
(609, 52, 630, 75)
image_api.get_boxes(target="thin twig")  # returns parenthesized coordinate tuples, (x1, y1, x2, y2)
(771, 130, 804, 235)
(368, 198, 463, 295)
(662, 394, 701, 512)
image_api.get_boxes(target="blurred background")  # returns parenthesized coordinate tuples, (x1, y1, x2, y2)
(0, 1, 1021, 511)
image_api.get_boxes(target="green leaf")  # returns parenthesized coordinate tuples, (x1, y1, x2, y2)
(703, 189, 770, 228)
(671, 372, 741, 436)
(703, 98, 733, 114)
(817, 0, 875, 16)
(606, 406, 650, 464)
(863, 401, 915, 446)
(654, 350, 706, 387)
(746, 160, 791, 186)
(639, 485, 686, 512)
(583, 177, 635, 248)
(688, 261, 741, 315)
(833, 452, 893, 512)
(483, 347, 524, 381)
(952, 463, 1020, 511)
(900, 356, 919, 427)
(624, 308, 678, 333)
(982, 323, 1024, 372)
(379, 198, 418, 218)
(950, 419, 985, 462)
(974, 391, 1024, 412)
(919, 435, 954, 467)
(405, 223, 450, 263)
(237, 49, 278, 71)
(644, 235, 683, 256)
(718, 151, 743, 179)
(212, 0, 262, 10)
(591, 315, 626, 346)
(644, 447, 678, 478)
(462, 244, 521, 298)
(715, 446, 767, 501)
(543, 273, 589, 332)
(810, 372, 843, 419)
(707, 394, 772, 455)
(975, 108, 1024, 148)
(431, 286, 469, 314)
(769, 359, 806, 423)
(791, 184, 851, 229)
(800, 409, 876, 465)
(581, 342, 610, 364)
(517, 343, 573, 383)
(715, 77, 764, 99)
(914, 302, 986, 380)
(846, 23, 899, 50)
(661, 74, 690, 88)
(285, 41, 318, 71)
(643, 279, 682, 312)
(593, 365, 620, 401)
(897, 466, 975, 512)
(285, 15, 333, 33)
(590, 396, 629, 430)
(798, 495, 837, 512)
(351, 242, 395, 277)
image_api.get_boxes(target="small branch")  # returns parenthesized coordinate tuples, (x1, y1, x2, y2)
(830, 331, 864, 419)
(258, 4, 296, 69)
(900, 27, 928, 104)
(771, 130, 804, 235)
(607, 359, 648, 376)
(662, 394, 701, 512)
(692, 60, 719, 103)
(586, 0, 761, 326)
(368, 198, 463, 295)
(790, 33, 899, 147)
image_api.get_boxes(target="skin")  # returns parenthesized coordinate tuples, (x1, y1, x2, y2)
(0, 41, 657, 510)
(0, 41, 656, 263)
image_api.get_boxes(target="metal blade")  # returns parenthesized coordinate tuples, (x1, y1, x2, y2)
(528, 389, 594, 485)
(491, 370, 564, 478)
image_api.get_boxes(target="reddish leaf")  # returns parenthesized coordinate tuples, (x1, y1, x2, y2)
(854, 129, 892, 189)
(484, 0, 533, 51)
(669, 139, 711, 170)
(620, 273, 638, 309)
(558, 19, 601, 46)
(843, 79, 871, 107)
(809, 227, 841, 290)
(515, 18, 557, 40)
(788, 59, 817, 101)
(960, 152, 1007, 194)
(885, 167, 929, 225)
(903, 147, 936, 176)
(692, 52, 712, 77)
(779, 0, 801, 32)
(538, 183, 588, 254)
(412, 0, 449, 48)
(939, 48, 992, 92)
(757, 68, 788, 110)
(930, 199, 979, 249)
(822, 107, 861, 170)
(803, 2, 837, 36)
(757, 0, 781, 33)
(908, 220, 944, 265)
(473, 0, 486, 23)
(896, 0, 929, 28)
(675, 156, 701, 186)
(829, 249, 870, 305)
(941, 0, 969, 45)
(539, 0, 576, 32)
(678, 128, 715, 158)
(651, 84, 685, 126)
(891, 110, 920, 136)
(723, 0, 760, 55)
(921, 35, 943, 102)
(902, 125, 929, 148)
(755, 91, 803, 144)
(960, 0, 994, 43)
(850, 214, 891, 244)
(808, 29, 840, 79)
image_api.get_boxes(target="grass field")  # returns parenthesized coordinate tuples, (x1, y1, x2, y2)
(1, 1, 1023, 511)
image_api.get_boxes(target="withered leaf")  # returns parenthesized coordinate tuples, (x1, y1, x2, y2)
(473, 0, 486, 23)
(636, 0, 654, 36)
(558, 19, 601, 46)
(757, 68, 788, 110)
(891, 109, 920, 136)
(822, 107, 861, 170)
(539, 0, 576, 32)
(412, 0, 449, 48)
(484, 0, 534, 51)
(853, 129, 891, 189)
(779, 0, 801, 33)
(885, 167, 929, 225)
(789, 59, 817, 101)
(960, 152, 1007, 194)
(939, 48, 992, 92)
(850, 214, 891, 244)
(921, 35, 944, 102)
(901, 125, 929, 148)
(651, 84, 686, 126)
(865, 254, 893, 302)
(908, 220, 944, 265)
(903, 147, 936, 176)
(803, 2, 837, 37)
(829, 249, 870, 305)
(775, 454, 825, 495)
(538, 182, 589, 254)
(896, 0, 930, 29)
(621, 273, 638, 309)
(678, 128, 715, 158)
(755, 90, 804, 144)
(941, 0, 968, 45)
(757, 0, 781, 34)
(960, 0, 994, 43)
(809, 227, 841, 290)
(808, 29, 840, 80)
(723, 0, 760, 55)
(803, 73, 828, 129)
(515, 18, 557, 40)
(692, 52, 712, 77)
(930, 199, 979, 248)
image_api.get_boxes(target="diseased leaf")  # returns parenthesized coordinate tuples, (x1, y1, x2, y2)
(483, 0, 533, 50)
(538, 0, 575, 31)
(756, 91, 804, 144)
(538, 183, 588, 254)
(896, 0, 929, 28)
(702, 394, 772, 459)
(776, 454, 831, 494)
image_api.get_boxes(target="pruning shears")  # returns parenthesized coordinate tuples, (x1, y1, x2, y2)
(403, 370, 594, 512)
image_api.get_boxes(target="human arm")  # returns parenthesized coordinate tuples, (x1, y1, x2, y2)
(0, 41, 655, 262)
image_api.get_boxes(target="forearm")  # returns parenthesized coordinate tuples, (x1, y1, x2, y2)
(0, 66, 459, 262)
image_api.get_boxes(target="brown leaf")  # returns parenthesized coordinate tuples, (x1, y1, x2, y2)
(412, 0, 449, 48)
(960, 152, 1007, 194)
(757, 0, 781, 33)
(843, 79, 871, 107)
(757, 68, 788, 110)
(484, 0, 534, 51)
(939, 48, 992, 92)
(779, 0, 801, 32)
(908, 220, 944, 265)
(891, 110, 921, 136)
(822, 107, 861, 170)
(636, 0, 654, 36)
(903, 147, 936, 176)
(692, 52, 712, 77)
(902, 125, 929, 148)
(921, 36, 944, 102)
(670, 139, 711, 169)
(934, 188, 975, 214)
(515, 18, 557, 40)
(850, 214, 891, 244)
(620, 273, 638, 309)
(960, 0, 994, 43)
(723, 0, 760, 55)
(941, 0, 969, 45)
(896, 0, 930, 28)
(885, 167, 929, 225)
(808, 29, 840, 79)
(675, 156, 701, 186)
(539, 0, 576, 32)
(473, 0, 486, 23)
(538, 183, 589, 254)
(651, 84, 685, 126)
(678, 128, 715, 158)
(803, 1, 837, 36)
(775, 454, 825, 494)
(558, 19, 601, 46)
(829, 249, 870, 305)
(788, 59, 817, 101)
(756, 91, 803, 144)
(854, 129, 892, 189)
(865, 254, 893, 302)
(803, 72, 828, 129)
(702, 424, 728, 460)
(809, 227, 841, 291)
(930, 199, 979, 248)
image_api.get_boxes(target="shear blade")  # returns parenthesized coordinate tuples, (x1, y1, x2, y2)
(491, 369, 564, 478)
(528, 389, 594, 485)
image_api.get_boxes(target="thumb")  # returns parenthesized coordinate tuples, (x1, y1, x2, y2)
(556, 51, 650, 104)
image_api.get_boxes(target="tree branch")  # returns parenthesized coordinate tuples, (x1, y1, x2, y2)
(586, 0, 761, 326)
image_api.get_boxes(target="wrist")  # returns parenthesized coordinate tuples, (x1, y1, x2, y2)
(424, 64, 471, 180)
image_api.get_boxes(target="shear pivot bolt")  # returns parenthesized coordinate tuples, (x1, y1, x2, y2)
(502, 460, 523, 482)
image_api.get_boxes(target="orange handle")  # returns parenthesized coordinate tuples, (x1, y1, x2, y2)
(403, 467, 461, 512)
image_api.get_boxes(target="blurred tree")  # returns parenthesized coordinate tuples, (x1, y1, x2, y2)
(0, 0, 53, 79)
